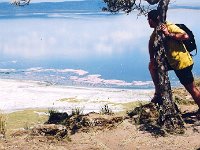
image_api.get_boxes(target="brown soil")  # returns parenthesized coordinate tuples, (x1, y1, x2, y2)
(1, 88, 200, 150)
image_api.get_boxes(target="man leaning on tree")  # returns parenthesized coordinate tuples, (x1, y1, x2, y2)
(147, 9, 200, 113)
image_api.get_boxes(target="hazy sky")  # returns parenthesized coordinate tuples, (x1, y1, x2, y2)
(1, 0, 200, 61)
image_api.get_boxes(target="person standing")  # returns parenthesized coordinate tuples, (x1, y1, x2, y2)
(147, 10, 200, 110)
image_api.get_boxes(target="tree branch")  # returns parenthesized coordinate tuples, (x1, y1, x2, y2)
(11, 0, 30, 6)
(102, 0, 157, 14)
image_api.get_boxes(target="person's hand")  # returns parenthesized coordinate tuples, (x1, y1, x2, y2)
(160, 23, 170, 36)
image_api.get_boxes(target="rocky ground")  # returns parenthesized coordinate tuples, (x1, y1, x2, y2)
(1, 86, 200, 150)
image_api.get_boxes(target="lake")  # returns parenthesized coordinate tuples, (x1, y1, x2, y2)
(0, 0, 200, 90)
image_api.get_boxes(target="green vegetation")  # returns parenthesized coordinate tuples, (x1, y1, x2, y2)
(6, 109, 48, 131)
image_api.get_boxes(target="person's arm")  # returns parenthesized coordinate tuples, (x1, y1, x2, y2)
(160, 24, 189, 41)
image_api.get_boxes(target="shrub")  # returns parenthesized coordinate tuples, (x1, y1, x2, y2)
(71, 107, 83, 116)
(47, 109, 68, 124)
(100, 104, 113, 115)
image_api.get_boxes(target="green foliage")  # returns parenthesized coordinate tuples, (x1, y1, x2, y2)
(102, 0, 153, 14)
(103, 0, 134, 13)
(7, 109, 48, 130)
(11, 0, 30, 6)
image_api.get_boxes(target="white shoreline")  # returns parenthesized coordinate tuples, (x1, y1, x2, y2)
(0, 79, 154, 113)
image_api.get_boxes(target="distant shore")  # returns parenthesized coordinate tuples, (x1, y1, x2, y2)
(0, 79, 154, 113)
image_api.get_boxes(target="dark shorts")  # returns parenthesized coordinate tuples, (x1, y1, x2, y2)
(172, 65, 194, 85)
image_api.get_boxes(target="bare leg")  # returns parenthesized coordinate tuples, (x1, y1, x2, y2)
(149, 62, 160, 96)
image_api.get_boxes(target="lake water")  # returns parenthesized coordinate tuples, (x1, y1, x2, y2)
(0, 0, 200, 90)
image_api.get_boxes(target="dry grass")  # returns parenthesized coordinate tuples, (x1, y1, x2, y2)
(0, 112, 6, 138)
(195, 78, 200, 87)
(6, 109, 48, 132)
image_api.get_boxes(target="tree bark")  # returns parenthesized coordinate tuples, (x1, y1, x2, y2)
(154, 0, 184, 133)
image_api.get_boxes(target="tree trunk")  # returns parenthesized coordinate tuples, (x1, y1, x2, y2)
(154, 0, 184, 133)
